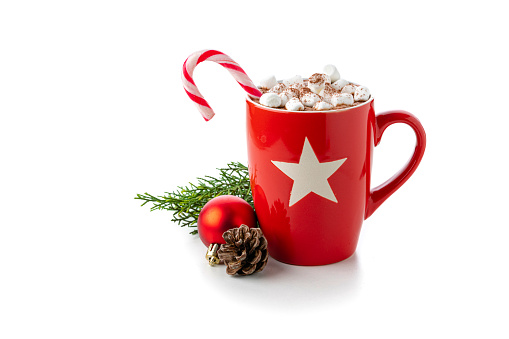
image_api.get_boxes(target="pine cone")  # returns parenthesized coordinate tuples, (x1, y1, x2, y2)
(217, 224, 268, 276)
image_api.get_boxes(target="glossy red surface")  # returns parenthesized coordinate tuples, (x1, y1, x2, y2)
(197, 195, 257, 247)
(246, 98, 426, 265)
(366, 110, 426, 218)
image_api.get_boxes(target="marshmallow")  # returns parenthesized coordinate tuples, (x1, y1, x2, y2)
(285, 98, 305, 111)
(283, 75, 303, 87)
(301, 91, 321, 107)
(280, 86, 302, 108)
(278, 92, 290, 107)
(308, 73, 331, 94)
(288, 82, 305, 91)
(268, 83, 287, 94)
(259, 92, 282, 108)
(282, 87, 300, 100)
(313, 101, 334, 111)
(341, 84, 357, 95)
(323, 64, 340, 83)
(319, 83, 337, 103)
(258, 75, 278, 90)
(331, 79, 349, 91)
(299, 87, 312, 96)
(354, 86, 370, 101)
(331, 93, 354, 106)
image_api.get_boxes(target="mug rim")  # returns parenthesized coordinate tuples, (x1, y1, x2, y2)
(246, 94, 374, 114)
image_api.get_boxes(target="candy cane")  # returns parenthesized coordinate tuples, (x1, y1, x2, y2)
(182, 50, 262, 121)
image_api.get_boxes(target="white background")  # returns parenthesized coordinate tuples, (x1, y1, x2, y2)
(1, 0, 508, 338)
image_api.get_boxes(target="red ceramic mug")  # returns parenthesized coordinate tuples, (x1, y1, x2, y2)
(246, 96, 426, 266)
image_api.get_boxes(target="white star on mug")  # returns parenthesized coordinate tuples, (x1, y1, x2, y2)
(272, 137, 347, 207)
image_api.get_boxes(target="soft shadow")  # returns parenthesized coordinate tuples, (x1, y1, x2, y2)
(206, 252, 362, 309)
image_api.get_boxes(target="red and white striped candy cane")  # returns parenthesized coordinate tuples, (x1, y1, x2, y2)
(182, 50, 262, 121)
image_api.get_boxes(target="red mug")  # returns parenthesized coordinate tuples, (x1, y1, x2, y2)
(246, 97, 426, 266)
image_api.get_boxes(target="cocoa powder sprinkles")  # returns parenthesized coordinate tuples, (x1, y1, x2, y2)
(308, 73, 328, 85)
(252, 97, 364, 111)
(255, 77, 369, 111)
(256, 66, 371, 111)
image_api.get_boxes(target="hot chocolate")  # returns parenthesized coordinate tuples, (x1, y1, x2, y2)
(255, 64, 371, 111)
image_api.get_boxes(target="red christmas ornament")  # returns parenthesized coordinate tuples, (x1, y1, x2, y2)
(197, 195, 257, 266)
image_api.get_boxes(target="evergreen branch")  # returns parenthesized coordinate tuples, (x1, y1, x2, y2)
(135, 162, 252, 235)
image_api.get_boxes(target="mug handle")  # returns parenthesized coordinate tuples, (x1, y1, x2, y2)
(365, 110, 426, 219)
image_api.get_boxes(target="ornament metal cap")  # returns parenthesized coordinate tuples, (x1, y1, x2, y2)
(205, 243, 220, 266)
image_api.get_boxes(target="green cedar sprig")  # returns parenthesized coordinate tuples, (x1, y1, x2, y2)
(135, 162, 253, 235)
